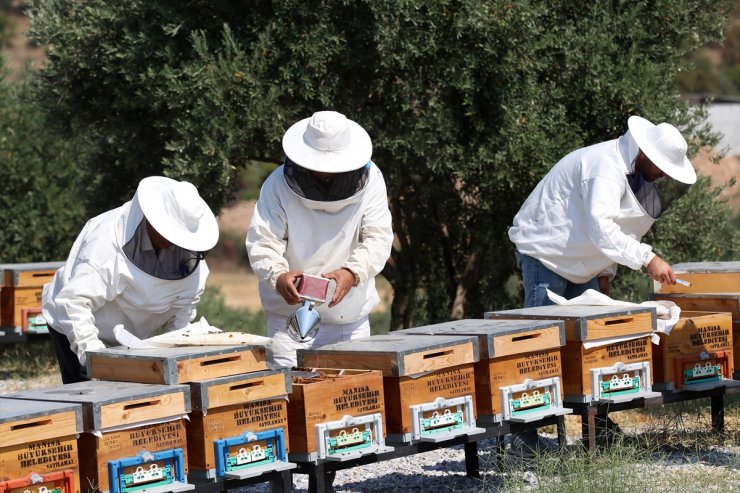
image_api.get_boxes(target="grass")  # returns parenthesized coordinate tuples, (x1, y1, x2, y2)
(477, 393, 740, 493)
(481, 437, 739, 492)
(0, 334, 57, 380)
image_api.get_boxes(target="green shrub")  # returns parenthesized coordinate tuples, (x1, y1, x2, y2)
(196, 286, 266, 336)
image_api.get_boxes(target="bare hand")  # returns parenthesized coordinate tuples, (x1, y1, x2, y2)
(646, 256, 676, 285)
(598, 276, 610, 295)
(322, 268, 356, 308)
(276, 271, 303, 305)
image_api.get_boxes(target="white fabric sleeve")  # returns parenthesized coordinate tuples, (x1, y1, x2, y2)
(341, 174, 394, 284)
(580, 177, 653, 270)
(49, 263, 111, 365)
(246, 188, 290, 290)
(166, 276, 205, 332)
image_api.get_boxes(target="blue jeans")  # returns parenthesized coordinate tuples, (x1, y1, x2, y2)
(515, 251, 599, 307)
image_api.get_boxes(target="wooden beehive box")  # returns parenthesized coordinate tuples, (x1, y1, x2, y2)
(87, 345, 267, 385)
(4, 381, 192, 493)
(0, 262, 63, 334)
(486, 305, 659, 403)
(285, 368, 389, 461)
(185, 369, 294, 480)
(652, 311, 736, 390)
(298, 333, 483, 443)
(653, 292, 740, 380)
(654, 261, 740, 294)
(400, 319, 570, 424)
(0, 398, 83, 493)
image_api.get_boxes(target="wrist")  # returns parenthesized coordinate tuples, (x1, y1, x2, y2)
(342, 267, 360, 286)
(643, 251, 657, 268)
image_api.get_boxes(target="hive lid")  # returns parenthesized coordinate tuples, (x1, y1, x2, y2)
(297, 333, 479, 376)
(485, 305, 656, 341)
(4, 381, 190, 431)
(399, 318, 566, 359)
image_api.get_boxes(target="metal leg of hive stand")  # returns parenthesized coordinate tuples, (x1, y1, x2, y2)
(556, 415, 567, 450)
(711, 393, 725, 434)
(308, 463, 333, 493)
(269, 470, 293, 493)
(581, 409, 597, 453)
(464, 441, 480, 478)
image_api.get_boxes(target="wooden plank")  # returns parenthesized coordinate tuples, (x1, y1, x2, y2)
(191, 370, 290, 411)
(561, 337, 652, 397)
(1, 287, 43, 328)
(287, 369, 385, 454)
(655, 262, 740, 294)
(0, 410, 79, 449)
(88, 346, 267, 384)
(653, 311, 734, 389)
(78, 418, 188, 493)
(486, 305, 655, 341)
(384, 364, 477, 435)
(99, 392, 187, 430)
(491, 326, 563, 358)
(653, 292, 740, 319)
(475, 348, 562, 417)
(399, 318, 565, 359)
(401, 341, 477, 375)
(187, 398, 289, 472)
(12, 269, 57, 288)
(4, 381, 190, 431)
(297, 333, 479, 376)
(0, 437, 79, 488)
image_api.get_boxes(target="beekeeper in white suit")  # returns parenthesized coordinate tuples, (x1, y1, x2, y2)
(509, 115, 697, 307)
(247, 111, 394, 367)
(43, 176, 219, 383)
(507, 115, 697, 456)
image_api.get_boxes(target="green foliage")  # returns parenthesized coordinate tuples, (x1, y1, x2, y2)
(677, 5, 740, 95)
(0, 67, 87, 263)
(25, 0, 738, 327)
(196, 286, 266, 336)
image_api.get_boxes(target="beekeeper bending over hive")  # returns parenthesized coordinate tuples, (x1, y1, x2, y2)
(247, 111, 394, 367)
(507, 115, 697, 456)
(43, 176, 219, 383)
(509, 115, 697, 306)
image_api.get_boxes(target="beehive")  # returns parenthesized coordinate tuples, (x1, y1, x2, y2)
(298, 333, 483, 443)
(0, 398, 83, 493)
(652, 311, 735, 390)
(486, 305, 660, 404)
(653, 261, 740, 294)
(0, 262, 63, 335)
(400, 319, 570, 424)
(654, 289, 740, 380)
(186, 369, 294, 479)
(285, 368, 390, 461)
(4, 381, 192, 493)
(87, 345, 268, 385)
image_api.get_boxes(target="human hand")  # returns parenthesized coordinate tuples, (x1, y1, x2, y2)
(646, 256, 676, 285)
(276, 271, 303, 305)
(598, 276, 610, 295)
(322, 268, 356, 308)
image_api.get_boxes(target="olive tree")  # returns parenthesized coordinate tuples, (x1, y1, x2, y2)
(27, 0, 737, 327)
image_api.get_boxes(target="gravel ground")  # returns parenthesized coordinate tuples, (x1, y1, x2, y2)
(235, 431, 739, 493)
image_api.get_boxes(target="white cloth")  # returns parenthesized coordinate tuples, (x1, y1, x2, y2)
(246, 162, 393, 324)
(509, 130, 658, 284)
(546, 288, 681, 344)
(267, 313, 370, 368)
(42, 193, 207, 365)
